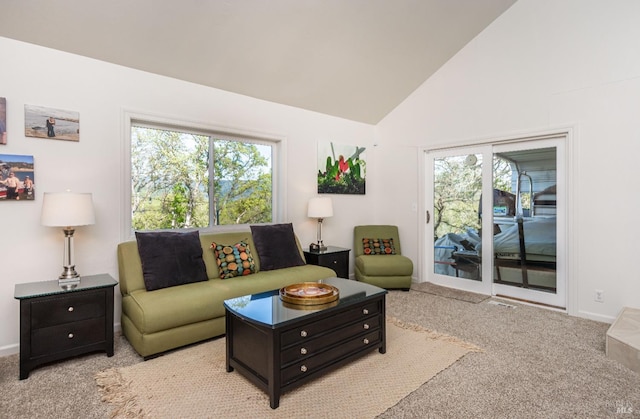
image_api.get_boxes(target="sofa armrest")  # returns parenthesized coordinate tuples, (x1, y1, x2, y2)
(117, 241, 146, 295)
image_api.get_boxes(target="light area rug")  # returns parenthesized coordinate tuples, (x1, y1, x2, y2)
(96, 318, 481, 419)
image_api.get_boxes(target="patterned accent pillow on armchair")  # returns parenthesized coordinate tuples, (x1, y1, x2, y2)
(362, 238, 396, 255)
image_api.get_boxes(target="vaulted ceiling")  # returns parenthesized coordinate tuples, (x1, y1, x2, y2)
(0, 0, 517, 124)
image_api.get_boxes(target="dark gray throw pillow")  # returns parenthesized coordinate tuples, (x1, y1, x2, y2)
(135, 230, 208, 291)
(250, 223, 305, 271)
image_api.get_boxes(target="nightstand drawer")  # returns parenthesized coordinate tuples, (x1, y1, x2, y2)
(31, 317, 106, 357)
(31, 291, 106, 329)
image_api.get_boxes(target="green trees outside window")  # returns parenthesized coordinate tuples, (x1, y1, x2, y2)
(434, 154, 511, 240)
(131, 126, 272, 230)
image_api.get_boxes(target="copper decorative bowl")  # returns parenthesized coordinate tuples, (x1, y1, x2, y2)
(280, 282, 339, 306)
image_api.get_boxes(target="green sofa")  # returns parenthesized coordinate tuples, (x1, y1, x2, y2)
(117, 230, 336, 358)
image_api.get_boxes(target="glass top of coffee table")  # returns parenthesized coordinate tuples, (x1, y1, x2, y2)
(224, 277, 387, 328)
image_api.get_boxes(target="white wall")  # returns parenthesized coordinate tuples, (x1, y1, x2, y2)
(0, 37, 378, 355)
(3, 0, 638, 354)
(376, 0, 640, 322)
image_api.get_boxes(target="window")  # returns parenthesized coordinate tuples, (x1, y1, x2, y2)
(128, 119, 276, 232)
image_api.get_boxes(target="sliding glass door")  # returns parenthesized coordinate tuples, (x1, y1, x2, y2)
(425, 137, 566, 308)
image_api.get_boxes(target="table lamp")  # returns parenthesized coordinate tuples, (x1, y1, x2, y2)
(41, 190, 95, 289)
(308, 197, 333, 251)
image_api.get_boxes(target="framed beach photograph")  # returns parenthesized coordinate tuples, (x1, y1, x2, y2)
(0, 154, 35, 201)
(0, 97, 6, 145)
(317, 141, 366, 195)
(25, 105, 79, 142)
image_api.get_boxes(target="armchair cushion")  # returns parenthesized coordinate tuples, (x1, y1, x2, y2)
(355, 254, 413, 276)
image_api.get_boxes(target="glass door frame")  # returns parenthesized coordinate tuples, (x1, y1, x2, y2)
(491, 138, 567, 308)
(424, 144, 494, 296)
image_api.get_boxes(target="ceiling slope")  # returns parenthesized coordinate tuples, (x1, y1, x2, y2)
(0, 0, 516, 124)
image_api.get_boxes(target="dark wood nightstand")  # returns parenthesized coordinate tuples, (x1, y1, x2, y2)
(304, 246, 350, 279)
(14, 273, 117, 379)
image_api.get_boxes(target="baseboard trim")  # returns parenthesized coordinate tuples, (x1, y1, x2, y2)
(0, 343, 19, 357)
(577, 310, 616, 324)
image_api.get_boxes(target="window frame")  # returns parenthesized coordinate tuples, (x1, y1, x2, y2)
(121, 109, 286, 240)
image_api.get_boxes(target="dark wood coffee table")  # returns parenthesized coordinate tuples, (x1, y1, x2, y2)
(224, 277, 387, 409)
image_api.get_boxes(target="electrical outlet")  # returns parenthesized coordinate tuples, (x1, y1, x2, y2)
(595, 289, 604, 303)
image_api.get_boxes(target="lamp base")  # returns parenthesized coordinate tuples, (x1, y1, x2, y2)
(59, 265, 80, 290)
(58, 277, 80, 290)
(309, 242, 328, 252)
(59, 265, 79, 280)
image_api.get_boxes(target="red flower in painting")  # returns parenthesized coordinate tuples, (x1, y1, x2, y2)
(334, 155, 350, 180)
(338, 155, 349, 173)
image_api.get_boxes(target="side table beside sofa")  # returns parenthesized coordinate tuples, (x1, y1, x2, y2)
(303, 246, 350, 279)
(14, 273, 117, 379)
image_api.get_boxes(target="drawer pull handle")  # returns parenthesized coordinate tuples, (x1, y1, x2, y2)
(363, 338, 370, 345)
(68, 333, 74, 339)
(362, 308, 369, 315)
(300, 365, 308, 372)
(363, 323, 370, 330)
(300, 347, 308, 355)
(300, 330, 308, 338)
(68, 306, 74, 312)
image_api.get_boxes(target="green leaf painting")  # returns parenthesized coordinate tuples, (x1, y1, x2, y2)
(317, 141, 366, 194)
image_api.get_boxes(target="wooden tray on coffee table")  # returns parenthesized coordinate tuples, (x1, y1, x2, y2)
(279, 282, 339, 306)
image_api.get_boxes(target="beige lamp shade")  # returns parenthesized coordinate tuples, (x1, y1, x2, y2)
(41, 191, 95, 227)
(41, 191, 95, 285)
(308, 197, 333, 219)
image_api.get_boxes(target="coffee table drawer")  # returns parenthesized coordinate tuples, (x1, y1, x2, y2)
(281, 329, 381, 384)
(281, 301, 380, 347)
(281, 314, 382, 365)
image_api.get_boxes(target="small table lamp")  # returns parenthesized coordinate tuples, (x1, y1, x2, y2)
(41, 191, 95, 289)
(308, 197, 333, 251)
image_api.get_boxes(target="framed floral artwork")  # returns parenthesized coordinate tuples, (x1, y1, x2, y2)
(317, 141, 366, 195)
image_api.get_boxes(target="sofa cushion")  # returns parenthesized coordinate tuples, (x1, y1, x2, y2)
(362, 238, 396, 255)
(123, 264, 337, 334)
(135, 230, 208, 291)
(250, 223, 305, 271)
(211, 240, 256, 279)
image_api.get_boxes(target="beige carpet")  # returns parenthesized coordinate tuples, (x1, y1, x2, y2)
(96, 318, 481, 418)
(411, 281, 489, 304)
